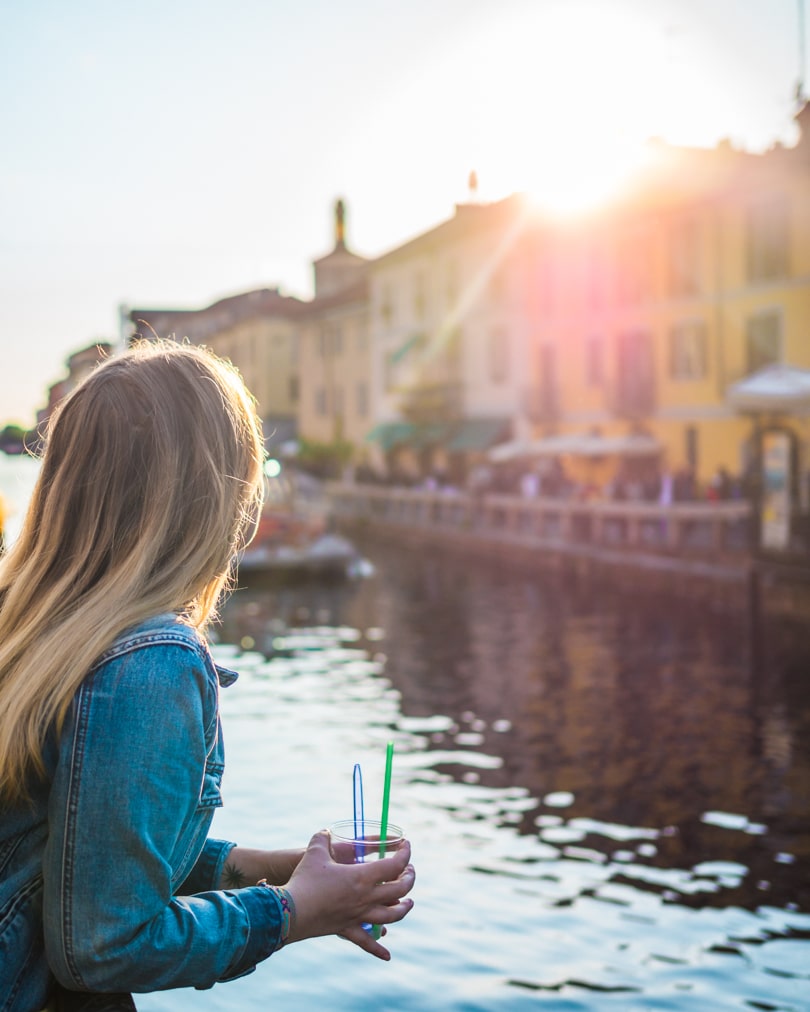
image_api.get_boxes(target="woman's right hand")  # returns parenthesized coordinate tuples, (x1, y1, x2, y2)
(283, 830, 415, 960)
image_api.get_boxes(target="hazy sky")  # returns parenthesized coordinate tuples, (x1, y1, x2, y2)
(1, 0, 806, 425)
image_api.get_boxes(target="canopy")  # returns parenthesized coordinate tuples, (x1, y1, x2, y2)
(445, 416, 510, 452)
(365, 421, 418, 451)
(488, 431, 661, 461)
(726, 363, 810, 414)
(366, 420, 452, 451)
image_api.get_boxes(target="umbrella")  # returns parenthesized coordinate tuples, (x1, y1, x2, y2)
(727, 363, 810, 414)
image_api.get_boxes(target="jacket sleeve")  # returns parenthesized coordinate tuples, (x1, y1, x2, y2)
(177, 837, 236, 895)
(43, 643, 286, 992)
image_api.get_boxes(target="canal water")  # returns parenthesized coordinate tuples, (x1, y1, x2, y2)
(141, 535, 808, 1011)
(1, 458, 808, 1009)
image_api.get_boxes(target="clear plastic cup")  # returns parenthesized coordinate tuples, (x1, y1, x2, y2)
(329, 819, 405, 937)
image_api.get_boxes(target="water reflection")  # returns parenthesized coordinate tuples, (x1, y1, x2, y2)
(191, 534, 810, 1009)
(222, 537, 808, 911)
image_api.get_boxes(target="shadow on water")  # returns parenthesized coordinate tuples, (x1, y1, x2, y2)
(221, 533, 810, 918)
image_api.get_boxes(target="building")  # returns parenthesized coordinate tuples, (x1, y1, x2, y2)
(365, 194, 527, 482)
(127, 287, 305, 451)
(519, 101, 810, 494)
(38, 341, 114, 428)
(296, 201, 371, 469)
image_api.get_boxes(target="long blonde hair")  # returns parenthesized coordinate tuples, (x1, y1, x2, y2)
(0, 340, 265, 805)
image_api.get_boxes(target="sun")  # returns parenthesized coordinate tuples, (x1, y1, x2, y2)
(458, 1, 688, 215)
(521, 136, 651, 217)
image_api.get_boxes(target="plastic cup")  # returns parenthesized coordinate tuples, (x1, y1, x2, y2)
(329, 819, 404, 862)
(329, 819, 405, 938)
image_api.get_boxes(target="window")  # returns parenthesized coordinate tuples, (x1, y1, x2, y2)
(318, 326, 328, 358)
(356, 381, 368, 417)
(413, 273, 426, 321)
(384, 348, 396, 392)
(315, 387, 328, 416)
(616, 330, 656, 417)
(334, 386, 344, 417)
(289, 376, 299, 402)
(745, 310, 781, 372)
(333, 325, 343, 356)
(685, 425, 699, 472)
(747, 197, 788, 282)
(356, 323, 368, 354)
(380, 287, 394, 328)
(488, 328, 509, 384)
(669, 321, 707, 380)
(585, 335, 604, 386)
(537, 344, 557, 417)
(668, 217, 701, 296)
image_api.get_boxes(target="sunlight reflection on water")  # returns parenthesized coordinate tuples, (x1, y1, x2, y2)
(137, 594, 809, 1011)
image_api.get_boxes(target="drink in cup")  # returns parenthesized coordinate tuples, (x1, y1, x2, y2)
(329, 819, 404, 938)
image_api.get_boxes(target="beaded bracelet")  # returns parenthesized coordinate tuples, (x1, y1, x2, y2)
(258, 880, 296, 945)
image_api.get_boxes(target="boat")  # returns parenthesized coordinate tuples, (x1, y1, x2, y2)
(238, 524, 363, 579)
(237, 469, 367, 580)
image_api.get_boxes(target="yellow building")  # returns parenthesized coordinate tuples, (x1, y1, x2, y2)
(296, 201, 371, 470)
(127, 288, 304, 449)
(527, 101, 810, 496)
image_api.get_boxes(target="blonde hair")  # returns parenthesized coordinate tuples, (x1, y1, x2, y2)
(0, 340, 265, 805)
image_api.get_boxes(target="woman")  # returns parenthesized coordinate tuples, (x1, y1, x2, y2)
(0, 342, 415, 1011)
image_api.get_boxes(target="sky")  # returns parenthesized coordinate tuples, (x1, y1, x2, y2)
(1, 0, 807, 426)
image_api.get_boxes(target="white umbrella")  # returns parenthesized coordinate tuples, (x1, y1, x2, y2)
(487, 439, 536, 462)
(727, 363, 810, 414)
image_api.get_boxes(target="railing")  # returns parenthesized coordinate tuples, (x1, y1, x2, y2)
(327, 484, 753, 559)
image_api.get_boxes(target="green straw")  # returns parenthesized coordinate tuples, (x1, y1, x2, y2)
(378, 740, 395, 858)
(372, 741, 395, 940)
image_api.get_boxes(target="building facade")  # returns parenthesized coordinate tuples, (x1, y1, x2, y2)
(366, 195, 527, 480)
(127, 287, 304, 449)
(295, 201, 371, 468)
(518, 102, 810, 491)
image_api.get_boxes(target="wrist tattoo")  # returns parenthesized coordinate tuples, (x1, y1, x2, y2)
(222, 861, 247, 889)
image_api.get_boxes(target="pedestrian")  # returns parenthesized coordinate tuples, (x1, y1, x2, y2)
(0, 341, 415, 1011)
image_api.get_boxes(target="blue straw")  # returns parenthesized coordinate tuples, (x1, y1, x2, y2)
(352, 763, 365, 863)
(353, 762, 373, 934)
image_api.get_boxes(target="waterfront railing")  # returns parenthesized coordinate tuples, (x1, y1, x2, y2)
(327, 484, 752, 560)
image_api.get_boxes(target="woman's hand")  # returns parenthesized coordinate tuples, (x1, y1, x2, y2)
(284, 830, 415, 960)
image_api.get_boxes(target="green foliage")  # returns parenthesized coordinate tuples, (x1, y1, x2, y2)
(296, 437, 354, 478)
(0, 424, 35, 455)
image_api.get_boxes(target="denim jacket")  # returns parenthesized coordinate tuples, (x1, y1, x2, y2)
(0, 614, 286, 1011)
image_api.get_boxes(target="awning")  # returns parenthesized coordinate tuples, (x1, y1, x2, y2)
(365, 421, 418, 451)
(445, 416, 511, 452)
(409, 422, 454, 448)
(727, 363, 810, 414)
(487, 431, 661, 460)
(488, 439, 537, 463)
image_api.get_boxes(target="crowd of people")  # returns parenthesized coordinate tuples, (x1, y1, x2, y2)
(352, 456, 754, 507)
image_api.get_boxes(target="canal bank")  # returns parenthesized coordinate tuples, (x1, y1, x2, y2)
(327, 483, 810, 623)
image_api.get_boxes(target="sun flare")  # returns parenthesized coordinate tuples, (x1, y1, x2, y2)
(454, 1, 701, 215)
